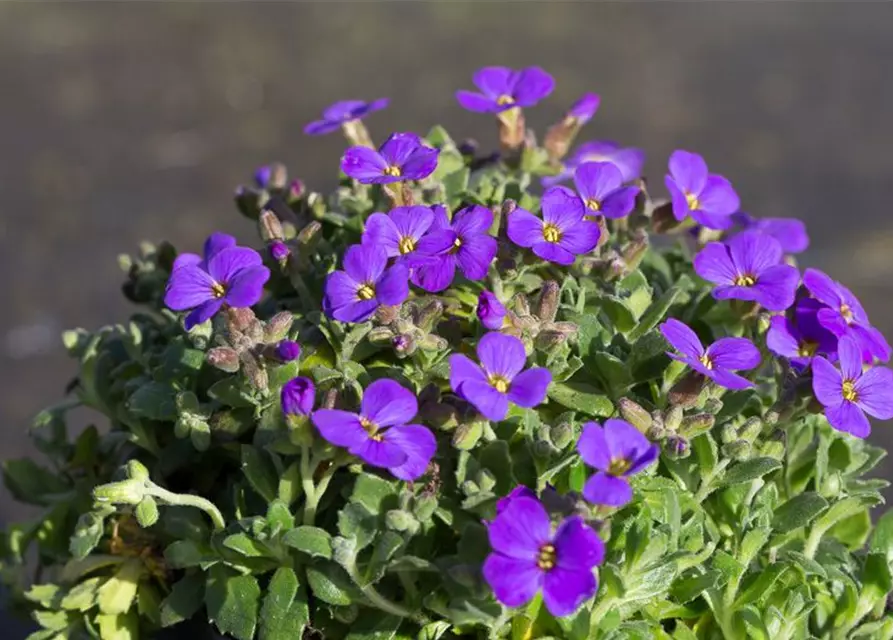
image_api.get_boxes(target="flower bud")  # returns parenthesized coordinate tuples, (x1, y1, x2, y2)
(722, 440, 752, 461)
(668, 371, 706, 409)
(414, 299, 443, 332)
(720, 424, 738, 444)
(418, 334, 448, 352)
(759, 440, 785, 461)
(234, 186, 262, 220)
(820, 472, 841, 498)
(703, 398, 724, 415)
(413, 495, 438, 522)
(738, 417, 763, 443)
(258, 209, 285, 242)
(621, 236, 649, 272)
(535, 281, 560, 323)
(385, 509, 419, 534)
(135, 496, 160, 528)
(477, 290, 507, 330)
(281, 377, 316, 417)
(680, 413, 715, 438)
(264, 312, 295, 343)
(549, 422, 574, 450)
(664, 406, 684, 432)
(375, 305, 401, 325)
(534, 330, 569, 351)
(618, 398, 653, 432)
(207, 346, 241, 373)
(664, 435, 690, 459)
(297, 220, 322, 246)
(392, 334, 416, 357)
(125, 460, 150, 482)
(650, 203, 681, 233)
(255, 162, 287, 190)
(273, 340, 301, 363)
(501, 199, 518, 217)
(646, 425, 667, 441)
(93, 480, 145, 505)
(368, 327, 395, 345)
(175, 391, 201, 416)
(269, 240, 290, 263)
(288, 179, 305, 201)
(452, 421, 483, 450)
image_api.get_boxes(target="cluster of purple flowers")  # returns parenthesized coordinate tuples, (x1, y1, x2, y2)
(161, 64, 893, 622)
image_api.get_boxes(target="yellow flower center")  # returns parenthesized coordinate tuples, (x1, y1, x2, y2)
(685, 191, 701, 211)
(542, 223, 562, 244)
(734, 274, 756, 287)
(840, 303, 853, 322)
(842, 380, 858, 403)
(360, 416, 383, 440)
(497, 94, 515, 106)
(383, 166, 402, 177)
(608, 457, 632, 476)
(798, 341, 818, 358)
(211, 282, 227, 299)
(488, 374, 510, 393)
(357, 283, 376, 300)
(537, 543, 556, 571)
(585, 198, 601, 212)
(699, 354, 714, 370)
(398, 236, 416, 255)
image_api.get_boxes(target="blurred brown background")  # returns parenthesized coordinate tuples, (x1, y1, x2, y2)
(3, 2, 893, 527)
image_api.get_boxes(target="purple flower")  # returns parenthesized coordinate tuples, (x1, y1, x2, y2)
(254, 166, 272, 189)
(544, 140, 645, 188)
(274, 340, 301, 363)
(449, 332, 551, 421)
(577, 419, 659, 507)
(660, 318, 761, 390)
(477, 290, 507, 330)
(410, 205, 498, 292)
(732, 213, 809, 254)
(565, 93, 600, 125)
(341, 132, 439, 184)
(164, 233, 270, 330)
(269, 240, 290, 262)
(456, 66, 555, 113)
(304, 98, 389, 136)
(362, 206, 440, 263)
(573, 162, 640, 219)
(323, 244, 409, 323)
(507, 187, 601, 266)
(812, 334, 893, 438)
(693, 232, 799, 311)
(482, 496, 605, 617)
(766, 298, 837, 369)
(281, 377, 315, 417)
(495, 486, 537, 515)
(665, 150, 740, 230)
(311, 379, 436, 481)
(803, 268, 891, 363)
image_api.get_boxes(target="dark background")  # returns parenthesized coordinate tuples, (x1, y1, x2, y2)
(3, 2, 893, 528)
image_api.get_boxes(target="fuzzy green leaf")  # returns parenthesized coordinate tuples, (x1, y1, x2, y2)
(771, 492, 829, 533)
(282, 526, 333, 559)
(722, 457, 782, 486)
(205, 566, 261, 640)
(160, 573, 205, 627)
(259, 567, 308, 640)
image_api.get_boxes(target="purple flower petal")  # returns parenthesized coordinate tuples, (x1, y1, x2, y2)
(729, 232, 782, 276)
(542, 567, 598, 618)
(311, 410, 369, 449)
(693, 243, 737, 286)
(557, 220, 601, 255)
(350, 436, 409, 469)
(567, 92, 600, 123)
(855, 366, 893, 420)
(697, 175, 740, 216)
(341, 146, 390, 183)
(826, 401, 871, 438)
(460, 380, 509, 421)
(659, 319, 705, 359)
(172, 252, 202, 272)
(487, 496, 551, 559)
(322, 99, 368, 121)
(343, 244, 387, 284)
(750, 264, 799, 312)
(583, 472, 633, 507)
(577, 422, 610, 471)
(361, 379, 417, 427)
(473, 66, 516, 100)
(482, 554, 543, 607)
(507, 208, 545, 248)
(324, 270, 361, 310)
(384, 424, 437, 481)
(362, 213, 402, 257)
(391, 206, 434, 244)
(603, 419, 653, 469)
(304, 119, 343, 136)
(507, 368, 552, 408)
(599, 186, 640, 219)
(512, 67, 555, 107)
(412, 255, 457, 293)
(281, 377, 315, 416)
(185, 299, 223, 330)
(838, 334, 864, 380)
(165, 265, 216, 310)
(207, 247, 263, 285)
(225, 265, 270, 307)
(454, 205, 493, 235)
(665, 176, 692, 222)
(400, 146, 439, 181)
(449, 354, 488, 391)
(553, 517, 605, 571)
(574, 162, 623, 204)
(478, 332, 527, 380)
(668, 150, 708, 194)
(375, 264, 410, 306)
(532, 242, 576, 266)
(850, 324, 892, 364)
(496, 486, 537, 514)
(455, 90, 499, 113)
(707, 337, 761, 371)
(457, 235, 498, 280)
(691, 209, 735, 231)
(542, 186, 587, 230)
(380, 132, 424, 167)
(204, 232, 237, 261)
(752, 217, 810, 254)
(812, 356, 843, 407)
(767, 316, 803, 361)
(709, 369, 754, 390)
(477, 291, 507, 330)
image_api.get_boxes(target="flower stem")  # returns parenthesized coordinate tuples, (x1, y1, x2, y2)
(301, 447, 340, 526)
(694, 459, 731, 504)
(145, 483, 226, 531)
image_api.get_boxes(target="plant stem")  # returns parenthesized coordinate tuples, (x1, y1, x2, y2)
(301, 447, 340, 526)
(345, 560, 428, 625)
(694, 459, 731, 504)
(146, 483, 225, 531)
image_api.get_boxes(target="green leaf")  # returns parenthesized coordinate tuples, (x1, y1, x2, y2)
(97, 610, 139, 640)
(813, 494, 883, 537)
(344, 615, 405, 640)
(164, 540, 215, 568)
(547, 382, 613, 416)
(223, 533, 267, 558)
(266, 500, 295, 533)
(306, 564, 353, 606)
(97, 559, 143, 614)
(869, 510, 893, 563)
(670, 570, 720, 603)
(24, 584, 60, 608)
(2, 458, 69, 506)
(771, 492, 829, 533)
(208, 376, 257, 408)
(241, 446, 278, 503)
(351, 473, 398, 514)
(282, 526, 333, 559)
(738, 527, 771, 567)
(338, 502, 378, 551)
(734, 562, 792, 607)
(59, 577, 103, 611)
(205, 565, 261, 640)
(722, 457, 782, 486)
(127, 381, 177, 421)
(627, 285, 683, 342)
(160, 573, 205, 627)
(69, 510, 107, 560)
(259, 567, 308, 640)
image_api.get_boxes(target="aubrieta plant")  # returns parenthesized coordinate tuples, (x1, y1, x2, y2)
(4, 64, 893, 640)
